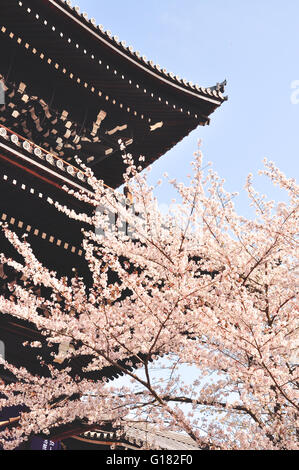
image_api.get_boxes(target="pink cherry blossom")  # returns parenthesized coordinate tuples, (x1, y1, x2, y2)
(0, 147, 298, 450)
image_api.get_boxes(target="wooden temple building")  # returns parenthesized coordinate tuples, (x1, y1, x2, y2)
(0, 0, 226, 450)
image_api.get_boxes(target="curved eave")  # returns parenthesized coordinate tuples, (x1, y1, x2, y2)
(49, 0, 226, 107)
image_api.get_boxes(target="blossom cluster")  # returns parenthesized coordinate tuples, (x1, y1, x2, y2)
(0, 148, 298, 450)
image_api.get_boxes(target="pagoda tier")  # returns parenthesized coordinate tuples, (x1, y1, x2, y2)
(0, 0, 226, 188)
(0, 311, 143, 382)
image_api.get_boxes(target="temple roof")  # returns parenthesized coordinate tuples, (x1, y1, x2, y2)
(83, 422, 200, 450)
(0, 0, 227, 188)
(49, 0, 227, 103)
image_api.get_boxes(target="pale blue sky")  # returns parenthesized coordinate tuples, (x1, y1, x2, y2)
(75, 0, 299, 216)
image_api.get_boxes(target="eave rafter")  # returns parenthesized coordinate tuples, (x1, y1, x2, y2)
(0, 74, 135, 170)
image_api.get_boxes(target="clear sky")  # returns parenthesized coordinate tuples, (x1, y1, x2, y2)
(75, 0, 299, 216)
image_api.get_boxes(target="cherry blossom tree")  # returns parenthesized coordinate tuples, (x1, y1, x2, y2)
(0, 145, 298, 450)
